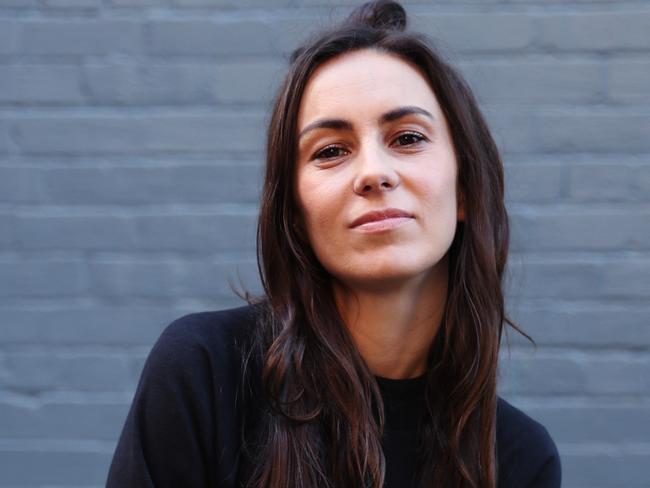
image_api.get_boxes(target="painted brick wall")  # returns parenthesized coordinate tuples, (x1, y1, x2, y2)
(1, 1, 648, 487)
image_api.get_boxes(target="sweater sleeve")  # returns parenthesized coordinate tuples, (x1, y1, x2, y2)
(527, 429, 562, 488)
(106, 317, 218, 488)
(496, 397, 563, 488)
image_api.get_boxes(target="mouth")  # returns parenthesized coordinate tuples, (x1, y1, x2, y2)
(349, 208, 414, 231)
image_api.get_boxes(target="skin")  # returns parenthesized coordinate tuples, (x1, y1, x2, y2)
(295, 49, 464, 379)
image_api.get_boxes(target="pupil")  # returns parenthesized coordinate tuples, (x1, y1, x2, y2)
(401, 134, 415, 145)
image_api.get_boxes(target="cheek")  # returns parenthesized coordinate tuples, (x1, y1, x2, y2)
(436, 178, 458, 213)
(297, 175, 342, 238)
(418, 166, 457, 210)
(413, 163, 459, 237)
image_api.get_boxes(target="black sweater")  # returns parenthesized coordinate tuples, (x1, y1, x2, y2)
(107, 304, 562, 487)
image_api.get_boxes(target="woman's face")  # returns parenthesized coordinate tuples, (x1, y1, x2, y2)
(295, 49, 464, 291)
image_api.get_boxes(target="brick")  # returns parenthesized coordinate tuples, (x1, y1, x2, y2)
(505, 307, 650, 349)
(213, 60, 285, 103)
(110, 0, 167, 5)
(42, 0, 103, 7)
(499, 351, 650, 395)
(0, 306, 178, 345)
(88, 260, 180, 299)
(0, 398, 178, 443)
(169, 0, 231, 5)
(560, 451, 650, 487)
(176, 259, 262, 298)
(287, 0, 356, 4)
(12, 213, 257, 252)
(410, 13, 533, 54)
(0, 166, 42, 204)
(12, 214, 137, 252)
(504, 163, 564, 203)
(584, 356, 650, 394)
(20, 20, 142, 55)
(11, 116, 148, 155)
(461, 59, 604, 104)
(602, 259, 650, 298)
(298, 0, 500, 4)
(0, 20, 18, 55)
(509, 0, 613, 2)
(148, 19, 275, 56)
(521, 404, 650, 444)
(86, 259, 261, 299)
(0, 214, 14, 249)
(538, 11, 650, 51)
(0, 119, 10, 154)
(567, 163, 647, 202)
(170, 0, 292, 5)
(2, 307, 184, 345)
(132, 213, 257, 252)
(0, 260, 88, 298)
(10, 112, 265, 155)
(0, 439, 116, 452)
(635, 164, 650, 196)
(499, 354, 585, 395)
(0, 164, 261, 205)
(90, 163, 261, 204)
(0, 0, 39, 6)
(0, 352, 134, 392)
(83, 62, 218, 105)
(0, 450, 111, 485)
(508, 258, 650, 299)
(139, 112, 262, 153)
(510, 208, 650, 252)
(609, 59, 650, 103)
(266, 15, 325, 55)
(480, 106, 532, 155)
(0, 0, 40, 5)
(0, 65, 84, 105)
(535, 108, 650, 153)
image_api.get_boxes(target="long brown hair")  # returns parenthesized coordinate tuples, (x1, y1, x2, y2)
(247, 1, 532, 486)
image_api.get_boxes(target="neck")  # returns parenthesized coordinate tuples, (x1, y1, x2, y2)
(334, 256, 449, 380)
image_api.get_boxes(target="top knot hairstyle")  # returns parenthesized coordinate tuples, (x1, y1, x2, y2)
(251, 1, 532, 487)
(345, 0, 407, 30)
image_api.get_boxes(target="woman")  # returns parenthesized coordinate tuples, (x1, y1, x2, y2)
(107, 1, 561, 487)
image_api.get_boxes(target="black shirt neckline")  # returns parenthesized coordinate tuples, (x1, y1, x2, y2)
(374, 374, 427, 431)
(375, 373, 427, 394)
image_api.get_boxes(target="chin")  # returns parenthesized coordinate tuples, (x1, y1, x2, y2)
(329, 256, 443, 291)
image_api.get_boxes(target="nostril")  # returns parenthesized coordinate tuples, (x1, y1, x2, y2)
(354, 173, 398, 195)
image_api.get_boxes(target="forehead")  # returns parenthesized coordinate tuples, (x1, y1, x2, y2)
(297, 49, 440, 129)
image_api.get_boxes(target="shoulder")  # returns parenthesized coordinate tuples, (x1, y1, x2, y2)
(107, 303, 265, 487)
(158, 302, 260, 346)
(496, 397, 555, 448)
(496, 396, 562, 488)
(141, 302, 264, 388)
(153, 303, 261, 358)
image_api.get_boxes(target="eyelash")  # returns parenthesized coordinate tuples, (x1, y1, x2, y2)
(311, 131, 428, 161)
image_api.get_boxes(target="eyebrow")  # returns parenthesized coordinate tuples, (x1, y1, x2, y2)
(298, 105, 434, 141)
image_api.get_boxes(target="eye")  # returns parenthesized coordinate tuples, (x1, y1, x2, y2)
(312, 145, 349, 160)
(392, 131, 427, 147)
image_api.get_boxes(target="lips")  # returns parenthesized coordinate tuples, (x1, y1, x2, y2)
(350, 208, 414, 228)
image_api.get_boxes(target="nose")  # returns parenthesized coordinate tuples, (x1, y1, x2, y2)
(352, 142, 400, 195)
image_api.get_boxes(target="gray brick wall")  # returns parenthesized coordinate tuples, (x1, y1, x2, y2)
(0, 1, 648, 487)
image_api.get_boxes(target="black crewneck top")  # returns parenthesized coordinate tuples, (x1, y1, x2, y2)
(107, 304, 561, 487)
(376, 374, 427, 487)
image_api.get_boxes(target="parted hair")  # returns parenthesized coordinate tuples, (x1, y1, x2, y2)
(248, 1, 532, 486)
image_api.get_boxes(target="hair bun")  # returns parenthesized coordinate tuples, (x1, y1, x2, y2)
(345, 0, 407, 32)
